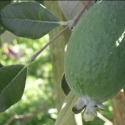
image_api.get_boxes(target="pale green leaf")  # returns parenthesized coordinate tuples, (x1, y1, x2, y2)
(58, 0, 94, 20)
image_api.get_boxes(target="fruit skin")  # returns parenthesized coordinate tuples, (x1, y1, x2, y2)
(64, 1, 125, 103)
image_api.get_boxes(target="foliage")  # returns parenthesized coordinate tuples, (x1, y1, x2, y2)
(0, 2, 59, 39)
(0, 35, 56, 125)
(0, 0, 61, 113)
(0, 0, 118, 125)
(0, 64, 27, 112)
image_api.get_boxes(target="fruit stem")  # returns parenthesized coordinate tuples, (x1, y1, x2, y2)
(68, 0, 92, 29)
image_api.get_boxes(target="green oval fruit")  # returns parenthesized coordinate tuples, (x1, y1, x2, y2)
(64, 1, 125, 121)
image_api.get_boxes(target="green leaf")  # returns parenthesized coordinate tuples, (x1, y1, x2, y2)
(0, 2, 59, 39)
(0, 65, 27, 112)
(55, 92, 78, 125)
(0, 1, 11, 10)
(58, 0, 94, 20)
(0, 0, 11, 34)
(0, 24, 5, 34)
(35, 0, 44, 5)
(61, 74, 70, 95)
(58, 0, 83, 20)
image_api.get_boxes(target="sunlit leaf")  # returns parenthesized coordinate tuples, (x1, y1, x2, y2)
(0, 65, 27, 112)
(55, 92, 78, 125)
(0, 2, 59, 39)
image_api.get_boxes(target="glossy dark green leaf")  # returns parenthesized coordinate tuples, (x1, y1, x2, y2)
(0, 2, 59, 39)
(0, 65, 27, 112)
(61, 74, 70, 95)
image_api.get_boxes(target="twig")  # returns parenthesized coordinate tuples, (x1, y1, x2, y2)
(4, 115, 15, 125)
(4, 1, 92, 125)
(4, 95, 53, 125)
(68, 0, 92, 29)
(26, 26, 69, 65)
(97, 112, 113, 125)
(26, 0, 92, 65)
(4, 113, 33, 125)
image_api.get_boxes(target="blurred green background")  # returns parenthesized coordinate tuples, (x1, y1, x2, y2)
(0, 35, 57, 125)
(0, 32, 113, 125)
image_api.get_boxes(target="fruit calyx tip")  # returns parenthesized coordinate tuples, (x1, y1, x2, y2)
(72, 96, 105, 121)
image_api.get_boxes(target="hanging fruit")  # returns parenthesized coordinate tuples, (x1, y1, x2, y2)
(64, 1, 125, 121)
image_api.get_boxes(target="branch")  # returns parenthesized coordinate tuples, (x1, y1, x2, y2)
(5, 1, 92, 124)
(68, 0, 92, 28)
(4, 113, 33, 125)
(26, 0, 92, 65)
(26, 26, 69, 65)
(4, 95, 53, 125)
